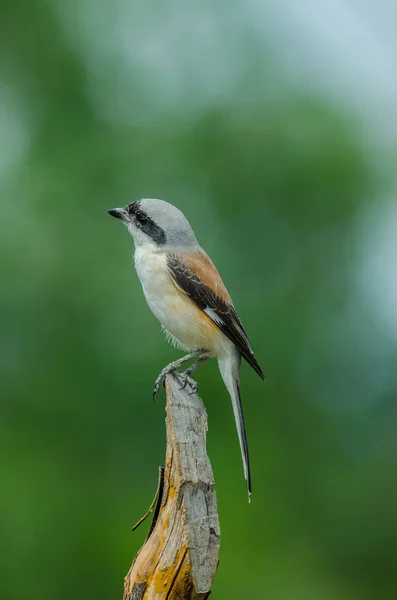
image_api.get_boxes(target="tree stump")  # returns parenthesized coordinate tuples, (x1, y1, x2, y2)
(123, 372, 220, 599)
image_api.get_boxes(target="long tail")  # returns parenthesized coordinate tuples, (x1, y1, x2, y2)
(218, 351, 252, 501)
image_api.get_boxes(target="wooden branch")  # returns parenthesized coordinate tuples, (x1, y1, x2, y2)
(123, 373, 221, 600)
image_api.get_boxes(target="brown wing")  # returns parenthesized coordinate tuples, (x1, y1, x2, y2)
(167, 252, 264, 380)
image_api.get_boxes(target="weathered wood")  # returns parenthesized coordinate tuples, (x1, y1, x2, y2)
(123, 373, 220, 600)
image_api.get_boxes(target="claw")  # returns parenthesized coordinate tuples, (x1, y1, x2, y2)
(181, 374, 199, 395)
(153, 382, 159, 402)
(153, 372, 167, 401)
(179, 378, 188, 391)
(153, 366, 177, 401)
(188, 381, 199, 394)
(175, 372, 198, 394)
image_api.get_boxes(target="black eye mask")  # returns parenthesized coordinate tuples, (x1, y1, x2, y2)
(128, 202, 167, 245)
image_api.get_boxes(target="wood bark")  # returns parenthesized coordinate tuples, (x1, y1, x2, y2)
(123, 373, 220, 600)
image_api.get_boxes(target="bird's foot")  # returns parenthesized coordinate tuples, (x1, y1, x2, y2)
(153, 365, 191, 401)
(153, 366, 173, 401)
(153, 369, 199, 400)
(178, 372, 199, 394)
(153, 351, 205, 401)
(153, 369, 198, 400)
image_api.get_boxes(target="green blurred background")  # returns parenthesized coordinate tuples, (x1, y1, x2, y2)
(1, 1, 397, 598)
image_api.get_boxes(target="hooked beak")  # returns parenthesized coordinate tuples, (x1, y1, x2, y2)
(107, 207, 127, 221)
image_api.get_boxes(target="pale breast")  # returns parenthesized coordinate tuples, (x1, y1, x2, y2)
(133, 248, 230, 356)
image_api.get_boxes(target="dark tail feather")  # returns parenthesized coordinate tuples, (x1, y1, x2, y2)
(218, 352, 252, 501)
(236, 381, 252, 500)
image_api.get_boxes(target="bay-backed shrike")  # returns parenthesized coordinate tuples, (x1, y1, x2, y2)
(108, 199, 264, 498)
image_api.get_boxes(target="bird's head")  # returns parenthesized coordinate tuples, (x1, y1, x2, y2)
(107, 198, 198, 250)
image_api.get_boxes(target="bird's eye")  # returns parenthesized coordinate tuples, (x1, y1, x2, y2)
(136, 212, 148, 225)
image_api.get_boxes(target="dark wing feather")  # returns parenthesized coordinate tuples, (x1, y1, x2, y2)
(167, 254, 265, 380)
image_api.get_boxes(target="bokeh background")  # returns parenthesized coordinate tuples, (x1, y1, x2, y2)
(1, 1, 397, 598)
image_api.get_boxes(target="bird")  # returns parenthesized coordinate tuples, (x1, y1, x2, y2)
(107, 198, 264, 498)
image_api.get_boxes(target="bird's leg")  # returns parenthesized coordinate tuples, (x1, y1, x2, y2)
(153, 349, 205, 400)
(180, 355, 210, 393)
(184, 355, 210, 377)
